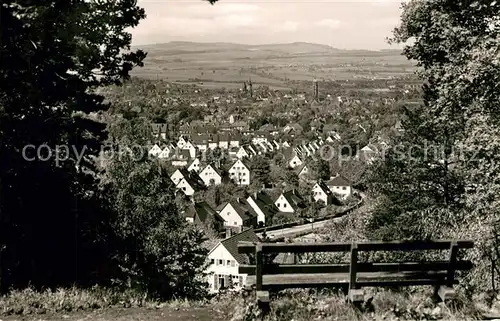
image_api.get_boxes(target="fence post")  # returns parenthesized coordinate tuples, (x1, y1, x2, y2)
(348, 242, 363, 303)
(438, 241, 458, 301)
(255, 242, 269, 311)
(255, 243, 263, 291)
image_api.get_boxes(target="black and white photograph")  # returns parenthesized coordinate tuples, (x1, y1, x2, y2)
(1, 0, 499, 320)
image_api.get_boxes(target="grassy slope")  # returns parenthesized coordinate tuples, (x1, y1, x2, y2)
(131, 41, 416, 89)
(1, 306, 225, 321)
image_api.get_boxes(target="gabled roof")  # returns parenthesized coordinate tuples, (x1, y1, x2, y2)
(230, 159, 250, 171)
(315, 181, 333, 196)
(192, 201, 224, 224)
(259, 123, 278, 132)
(172, 167, 190, 179)
(326, 175, 351, 187)
(180, 171, 206, 191)
(201, 163, 222, 177)
(248, 191, 280, 218)
(296, 163, 309, 175)
(281, 190, 307, 211)
(220, 228, 260, 264)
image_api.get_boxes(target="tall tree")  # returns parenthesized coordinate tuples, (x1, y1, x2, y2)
(0, 0, 146, 290)
(368, 0, 500, 290)
(102, 145, 209, 299)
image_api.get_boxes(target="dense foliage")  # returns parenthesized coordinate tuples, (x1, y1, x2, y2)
(0, 0, 214, 299)
(368, 0, 500, 291)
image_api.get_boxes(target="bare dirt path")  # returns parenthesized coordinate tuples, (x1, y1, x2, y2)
(0, 306, 228, 321)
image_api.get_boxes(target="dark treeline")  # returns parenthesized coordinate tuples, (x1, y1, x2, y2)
(0, 0, 213, 299)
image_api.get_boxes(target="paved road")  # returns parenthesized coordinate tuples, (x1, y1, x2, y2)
(257, 217, 339, 239)
(258, 193, 366, 240)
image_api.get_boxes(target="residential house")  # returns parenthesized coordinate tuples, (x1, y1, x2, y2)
(219, 133, 230, 150)
(184, 202, 225, 233)
(232, 121, 249, 131)
(252, 132, 269, 145)
(208, 135, 219, 150)
(148, 143, 163, 157)
(199, 164, 223, 186)
(275, 189, 307, 213)
(326, 175, 352, 199)
(192, 134, 209, 154)
(158, 146, 172, 159)
(359, 145, 378, 163)
(283, 123, 303, 137)
(312, 181, 337, 205)
(301, 144, 313, 157)
(216, 199, 258, 231)
(247, 145, 258, 157)
(171, 149, 191, 167)
(229, 159, 251, 186)
(259, 124, 280, 136)
(182, 141, 198, 158)
(229, 134, 241, 148)
(177, 136, 188, 149)
(188, 158, 202, 173)
(236, 146, 250, 159)
(151, 123, 169, 140)
(296, 164, 310, 179)
(246, 191, 280, 226)
(289, 154, 303, 169)
(206, 228, 259, 292)
(170, 168, 191, 186)
(175, 172, 205, 196)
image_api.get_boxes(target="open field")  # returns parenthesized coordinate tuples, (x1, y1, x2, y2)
(131, 41, 416, 89)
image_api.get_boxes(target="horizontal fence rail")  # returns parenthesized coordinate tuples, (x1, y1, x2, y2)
(237, 239, 474, 305)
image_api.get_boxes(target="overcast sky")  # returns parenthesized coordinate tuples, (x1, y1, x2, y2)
(131, 0, 405, 50)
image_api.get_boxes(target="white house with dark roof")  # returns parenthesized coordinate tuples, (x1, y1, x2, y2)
(229, 159, 251, 186)
(177, 136, 188, 149)
(184, 202, 225, 233)
(275, 190, 307, 214)
(148, 144, 162, 157)
(170, 168, 190, 186)
(182, 141, 197, 158)
(216, 199, 257, 230)
(175, 172, 205, 196)
(312, 181, 336, 205)
(158, 146, 172, 159)
(326, 175, 352, 199)
(199, 164, 222, 186)
(246, 191, 280, 226)
(188, 158, 201, 173)
(206, 229, 259, 292)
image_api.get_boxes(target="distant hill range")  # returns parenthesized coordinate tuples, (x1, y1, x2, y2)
(134, 41, 404, 57)
(130, 41, 413, 86)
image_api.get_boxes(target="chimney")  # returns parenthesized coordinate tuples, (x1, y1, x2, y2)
(254, 192, 258, 200)
(237, 197, 240, 204)
(225, 228, 232, 239)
